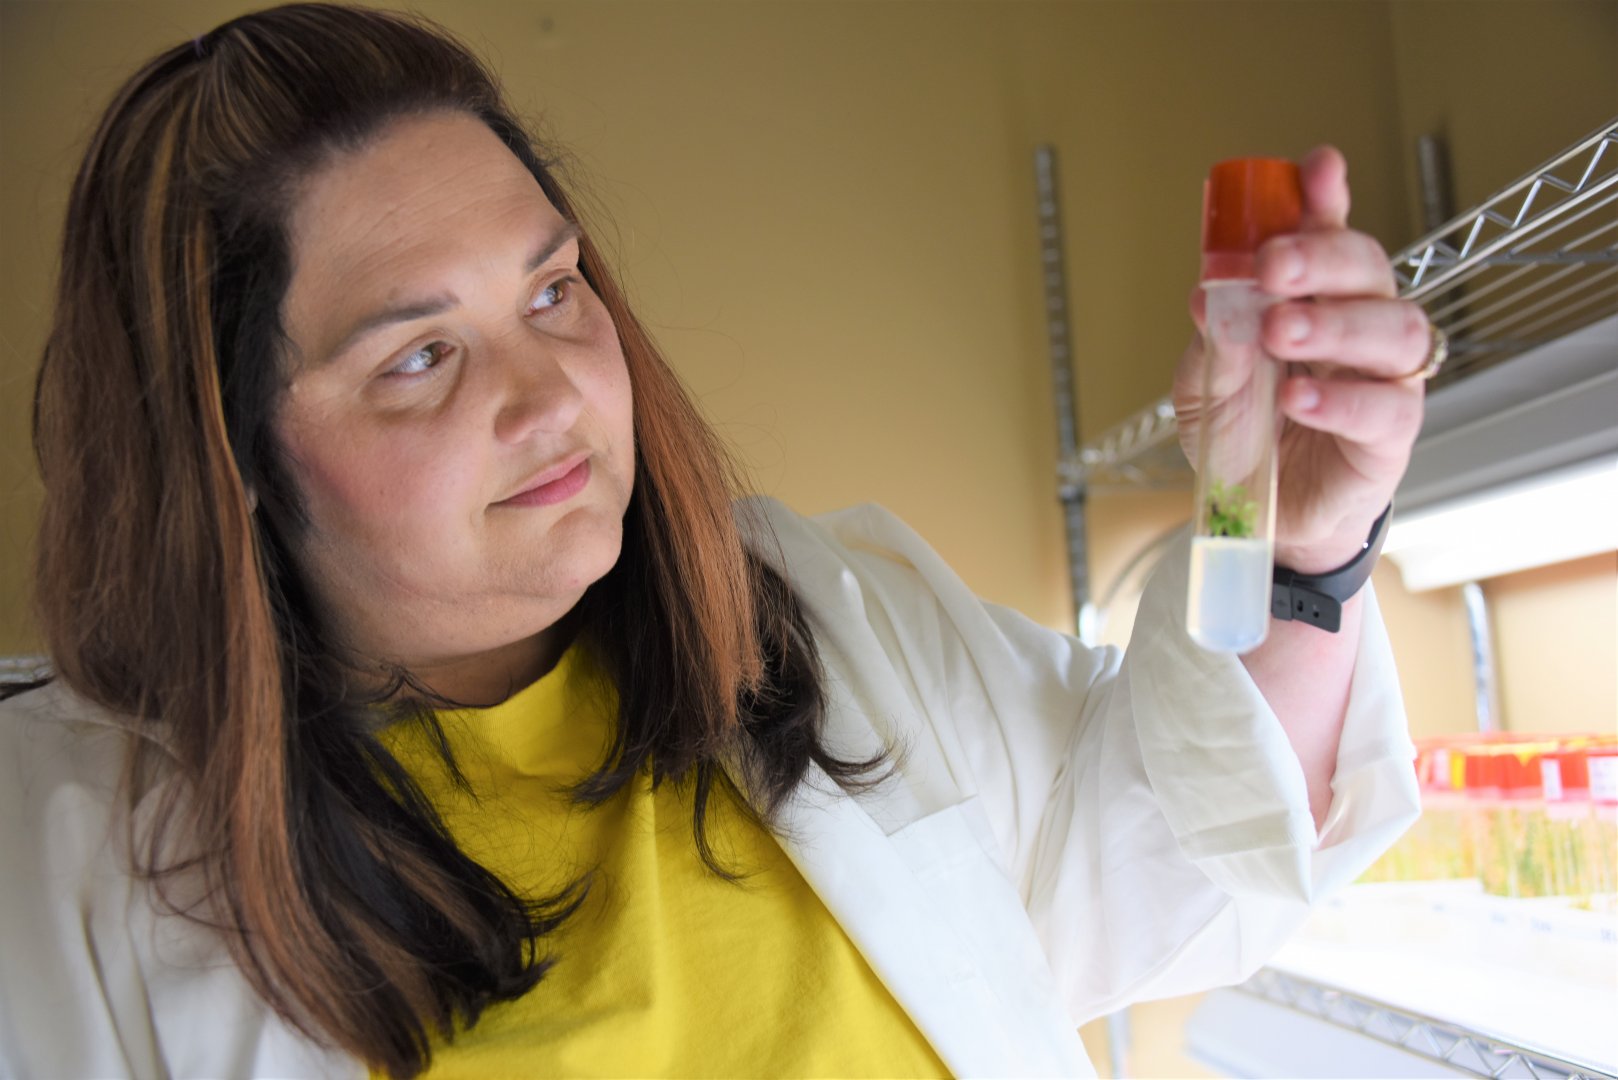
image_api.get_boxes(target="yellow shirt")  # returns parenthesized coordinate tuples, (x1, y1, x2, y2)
(379, 644, 951, 1079)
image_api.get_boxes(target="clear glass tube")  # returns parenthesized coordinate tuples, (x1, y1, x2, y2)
(1187, 279, 1280, 653)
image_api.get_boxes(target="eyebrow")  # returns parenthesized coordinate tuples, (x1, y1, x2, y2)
(325, 221, 583, 363)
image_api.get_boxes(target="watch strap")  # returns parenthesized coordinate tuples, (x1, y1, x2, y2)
(1270, 503, 1392, 633)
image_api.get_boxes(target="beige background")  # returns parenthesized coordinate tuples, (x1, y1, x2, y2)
(3, 1, 1615, 1074)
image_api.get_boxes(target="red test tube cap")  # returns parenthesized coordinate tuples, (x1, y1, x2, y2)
(1201, 158, 1303, 281)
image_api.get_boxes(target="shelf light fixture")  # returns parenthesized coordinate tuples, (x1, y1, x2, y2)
(1382, 455, 1618, 592)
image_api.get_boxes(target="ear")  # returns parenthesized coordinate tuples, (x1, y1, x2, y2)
(245, 486, 260, 513)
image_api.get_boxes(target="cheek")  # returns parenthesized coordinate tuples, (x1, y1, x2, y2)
(594, 348, 636, 491)
(604, 350, 634, 437)
(582, 312, 634, 450)
(281, 415, 480, 550)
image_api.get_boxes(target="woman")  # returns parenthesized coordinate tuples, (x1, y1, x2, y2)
(1, 4, 1429, 1077)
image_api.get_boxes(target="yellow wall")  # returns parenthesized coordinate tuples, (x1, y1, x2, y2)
(1370, 552, 1618, 741)
(1388, 0, 1618, 230)
(1370, 560, 1478, 736)
(1490, 552, 1618, 735)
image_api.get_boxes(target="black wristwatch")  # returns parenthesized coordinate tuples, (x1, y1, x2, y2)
(1270, 504, 1392, 633)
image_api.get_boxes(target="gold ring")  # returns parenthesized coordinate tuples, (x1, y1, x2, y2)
(1402, 322, 1448, 381)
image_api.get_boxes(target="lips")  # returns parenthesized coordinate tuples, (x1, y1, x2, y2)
(496, 450, 592, 505)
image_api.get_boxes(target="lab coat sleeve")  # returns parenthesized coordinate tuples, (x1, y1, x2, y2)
(1022, 527, 1421, 1023)
(778, 500, 1421, 1027)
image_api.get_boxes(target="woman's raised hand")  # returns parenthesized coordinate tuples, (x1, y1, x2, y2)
(1174, 145, 1430, 573)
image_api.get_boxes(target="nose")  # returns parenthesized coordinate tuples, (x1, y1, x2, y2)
(489, 331, 586, 445)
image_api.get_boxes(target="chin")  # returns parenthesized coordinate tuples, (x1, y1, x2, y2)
(536, 501, 626, 594)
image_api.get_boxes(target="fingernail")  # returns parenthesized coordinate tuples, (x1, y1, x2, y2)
(1281, 311, 1312, 343)
(1293, 381, 1321, 410)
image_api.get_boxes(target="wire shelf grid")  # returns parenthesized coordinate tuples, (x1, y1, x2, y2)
(1063, 118, 1618, 486)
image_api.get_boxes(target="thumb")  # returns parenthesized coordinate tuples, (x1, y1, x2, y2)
(1299, 145, 1350, 231)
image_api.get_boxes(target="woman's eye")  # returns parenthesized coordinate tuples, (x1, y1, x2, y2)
(529, 277, 575, 315)
(390, 342, 445, 377)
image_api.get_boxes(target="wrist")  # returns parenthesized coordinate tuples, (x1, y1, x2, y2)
(1275, 509, 1388, 574)
(1271, 504, 1392, 633)
(1275, 537, 1364, 575)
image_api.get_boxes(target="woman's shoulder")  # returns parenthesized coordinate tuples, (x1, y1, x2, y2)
(0, 679, 359, 1078)
(733, 495, 1046, 640)
(0, 679, 155, 913)
(0, 678, 175, 903)
(732, 494, 1088, 688)
(732, 493, 1110, 706)
(734, 495, 956, 588)
(0, 678, 142, 815)
(736, 492, 917, 541)
(0, 681, 148, 1070)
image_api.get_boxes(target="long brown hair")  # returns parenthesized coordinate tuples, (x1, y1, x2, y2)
(26, 5, 899, 1076)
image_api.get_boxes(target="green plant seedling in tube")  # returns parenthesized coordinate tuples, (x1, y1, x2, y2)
(1187, 158, 1302, 652)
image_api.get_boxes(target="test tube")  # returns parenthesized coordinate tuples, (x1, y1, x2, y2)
(1186, 158, 1302, 653)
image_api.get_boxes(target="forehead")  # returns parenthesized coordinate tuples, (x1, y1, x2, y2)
(282, 112, 564, 353)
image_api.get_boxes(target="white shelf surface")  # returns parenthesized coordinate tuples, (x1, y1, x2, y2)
(1268, 880, 1618, 1074)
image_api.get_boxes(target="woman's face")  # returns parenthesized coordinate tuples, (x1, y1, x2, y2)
(275, 111, 634, 701)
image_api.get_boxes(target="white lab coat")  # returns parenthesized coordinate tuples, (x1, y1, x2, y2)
(0, 497, 1421, 1079)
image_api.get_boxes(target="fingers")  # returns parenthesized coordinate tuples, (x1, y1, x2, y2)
(1281, 371, 1424, 458)
(1172, 332, 1205, 409)
(1298, 145, 1350, 231)
(1263, 297, 1430, 378)
(1255, 229, 1397, 299)
(1191, 147, 1420, 390)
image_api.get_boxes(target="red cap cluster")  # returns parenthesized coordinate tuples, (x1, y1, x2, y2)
(1416, 732, 1618, 805)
